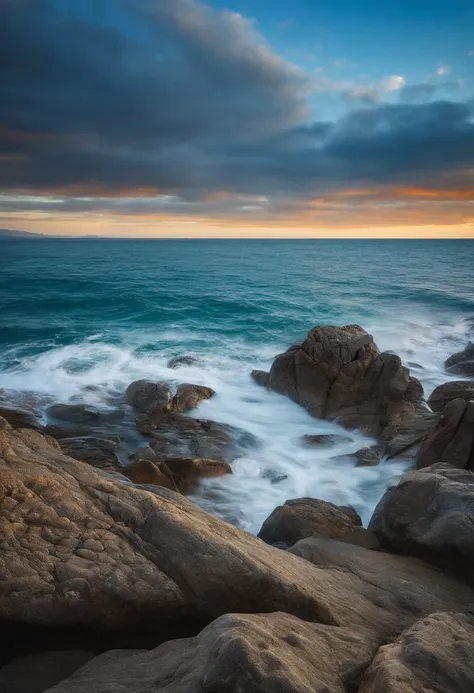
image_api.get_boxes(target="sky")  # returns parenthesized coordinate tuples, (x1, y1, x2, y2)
(1, 0, 473, 238)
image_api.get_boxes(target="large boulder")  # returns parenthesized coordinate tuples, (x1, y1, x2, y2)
(42, 612, 378, 693)
(123, 459, 176, 490)
(289, 536, 474, 633)
(369, 463, 474, 581)
(445, 342, 474, 376)
(46, 404, 124, 426)
(1, 418, 472, 642)
(257, 498, 364, 548)
(428, 380, 474, 413)
(257, 325, 426, 441)
(416, 398, 474, 471)
(359, 611, 474, 693)
(125, 380, 173, 413)
(172, 384, 215, 413)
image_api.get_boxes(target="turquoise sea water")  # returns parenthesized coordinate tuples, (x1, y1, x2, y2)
(1, 239, 473, 530)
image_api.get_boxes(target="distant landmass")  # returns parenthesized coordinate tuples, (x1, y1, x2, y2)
(0, 228, 51, 238)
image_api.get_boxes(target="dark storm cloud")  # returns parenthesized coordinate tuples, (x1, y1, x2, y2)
(1, 0, 474, 209)
(400, 81, 462, 102)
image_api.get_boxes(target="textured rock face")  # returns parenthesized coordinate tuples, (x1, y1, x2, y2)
(369, 463, 474, 581)
(359, 611, 474, 693)
(258, 325, 426, 440)
(172, 384, 215, 413)
(258, 498, 362, 547)
(125, 380, 173, 413)
(428, 380, 474, 413)
(2, 418, 472, 640)
(445, 342, 474, 376)
(47, 404, 124, 425)
(416, 398, 474, 471)
(43, 612, 379, 693)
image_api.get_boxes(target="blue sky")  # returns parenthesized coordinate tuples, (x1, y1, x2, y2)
(1, 0, 473, 237)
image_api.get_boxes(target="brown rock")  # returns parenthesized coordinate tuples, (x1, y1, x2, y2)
(40, 613, 379, 693)
(445, 342, 474, 376)
(416, 398, 474, 470)
(46, 404, 124, 425)
(125, 380, 173, 412)
(369, 463, 474, 582)
(261, 325, 426, 440)
(250, 369, 270, 387)
(2, 418, 472, 639)
(124, 459, 176, 490)
(172, 383, 215, 413)
(162, 456, 232, 492)
(355, 447, 382, 466)
(257, 497, 363, 547)
(359, 611, 474, 693)
(428, 380, 474, 413)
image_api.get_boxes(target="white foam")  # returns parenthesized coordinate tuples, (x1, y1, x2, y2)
(0, 315, 470, 533)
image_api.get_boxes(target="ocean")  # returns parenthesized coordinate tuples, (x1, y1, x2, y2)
(1, 238, 473, 531)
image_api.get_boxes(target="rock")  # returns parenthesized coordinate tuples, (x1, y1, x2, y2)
(2, 418, 472, 641)
(130, 445, 159, 462)
(369, 463, 474, 582)
(0, 406, 41, 430)
(162, 456, 232, 493)
(359, 611, 474, 693)
(355, 447, 382, 466)
(382, 406, 437, 459)
(303, 433, 353, 447)
(125, 380, 173, 413)
(47, 404, 124, 425)
(172, 383, 215, 413)
(428, 380, 474, 413)
(445, 342, 474, 376)
(258, 498, 363, 547)
(262, 325, 426, 440)
(0, 650, 94, 693)
(250, 369, 270, 387)
(58, 437, 121, 474)
(42, 425, 97, 440)
(167, 354, 200, 369)
(416, 399, 474, 470)
(141, 410, 235, 460)
(260, 468, 288, 484)
(123, 459, 176, 490)
(40, 612, 379, 693)
(406, 361, 424, 369)
(290, 536, 474, 633)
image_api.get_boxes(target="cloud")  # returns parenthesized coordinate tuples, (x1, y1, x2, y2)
(381, 75, 406, 92)
(436, 66, 451, 76)
(1, 0, 474, 231)
(468, 50, 474, 57)
(400, 80, 461, 102)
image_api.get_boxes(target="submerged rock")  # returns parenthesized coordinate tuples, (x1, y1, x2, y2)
(369, 463, 474, 581)
(47, 404, 124, 425)
(172, 383, 215, 413)
(167, 354, 200, 369)
(303, 433, 353, 447)
(445, 342, 474, 376)
(255, 325, 426, 444)
(427, 380, 474, 413)
(58, 436, 120, 474)
(354, 447, 382, 466)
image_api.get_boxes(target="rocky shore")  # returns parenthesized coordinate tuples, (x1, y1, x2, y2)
(1, 324, 474, 692)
